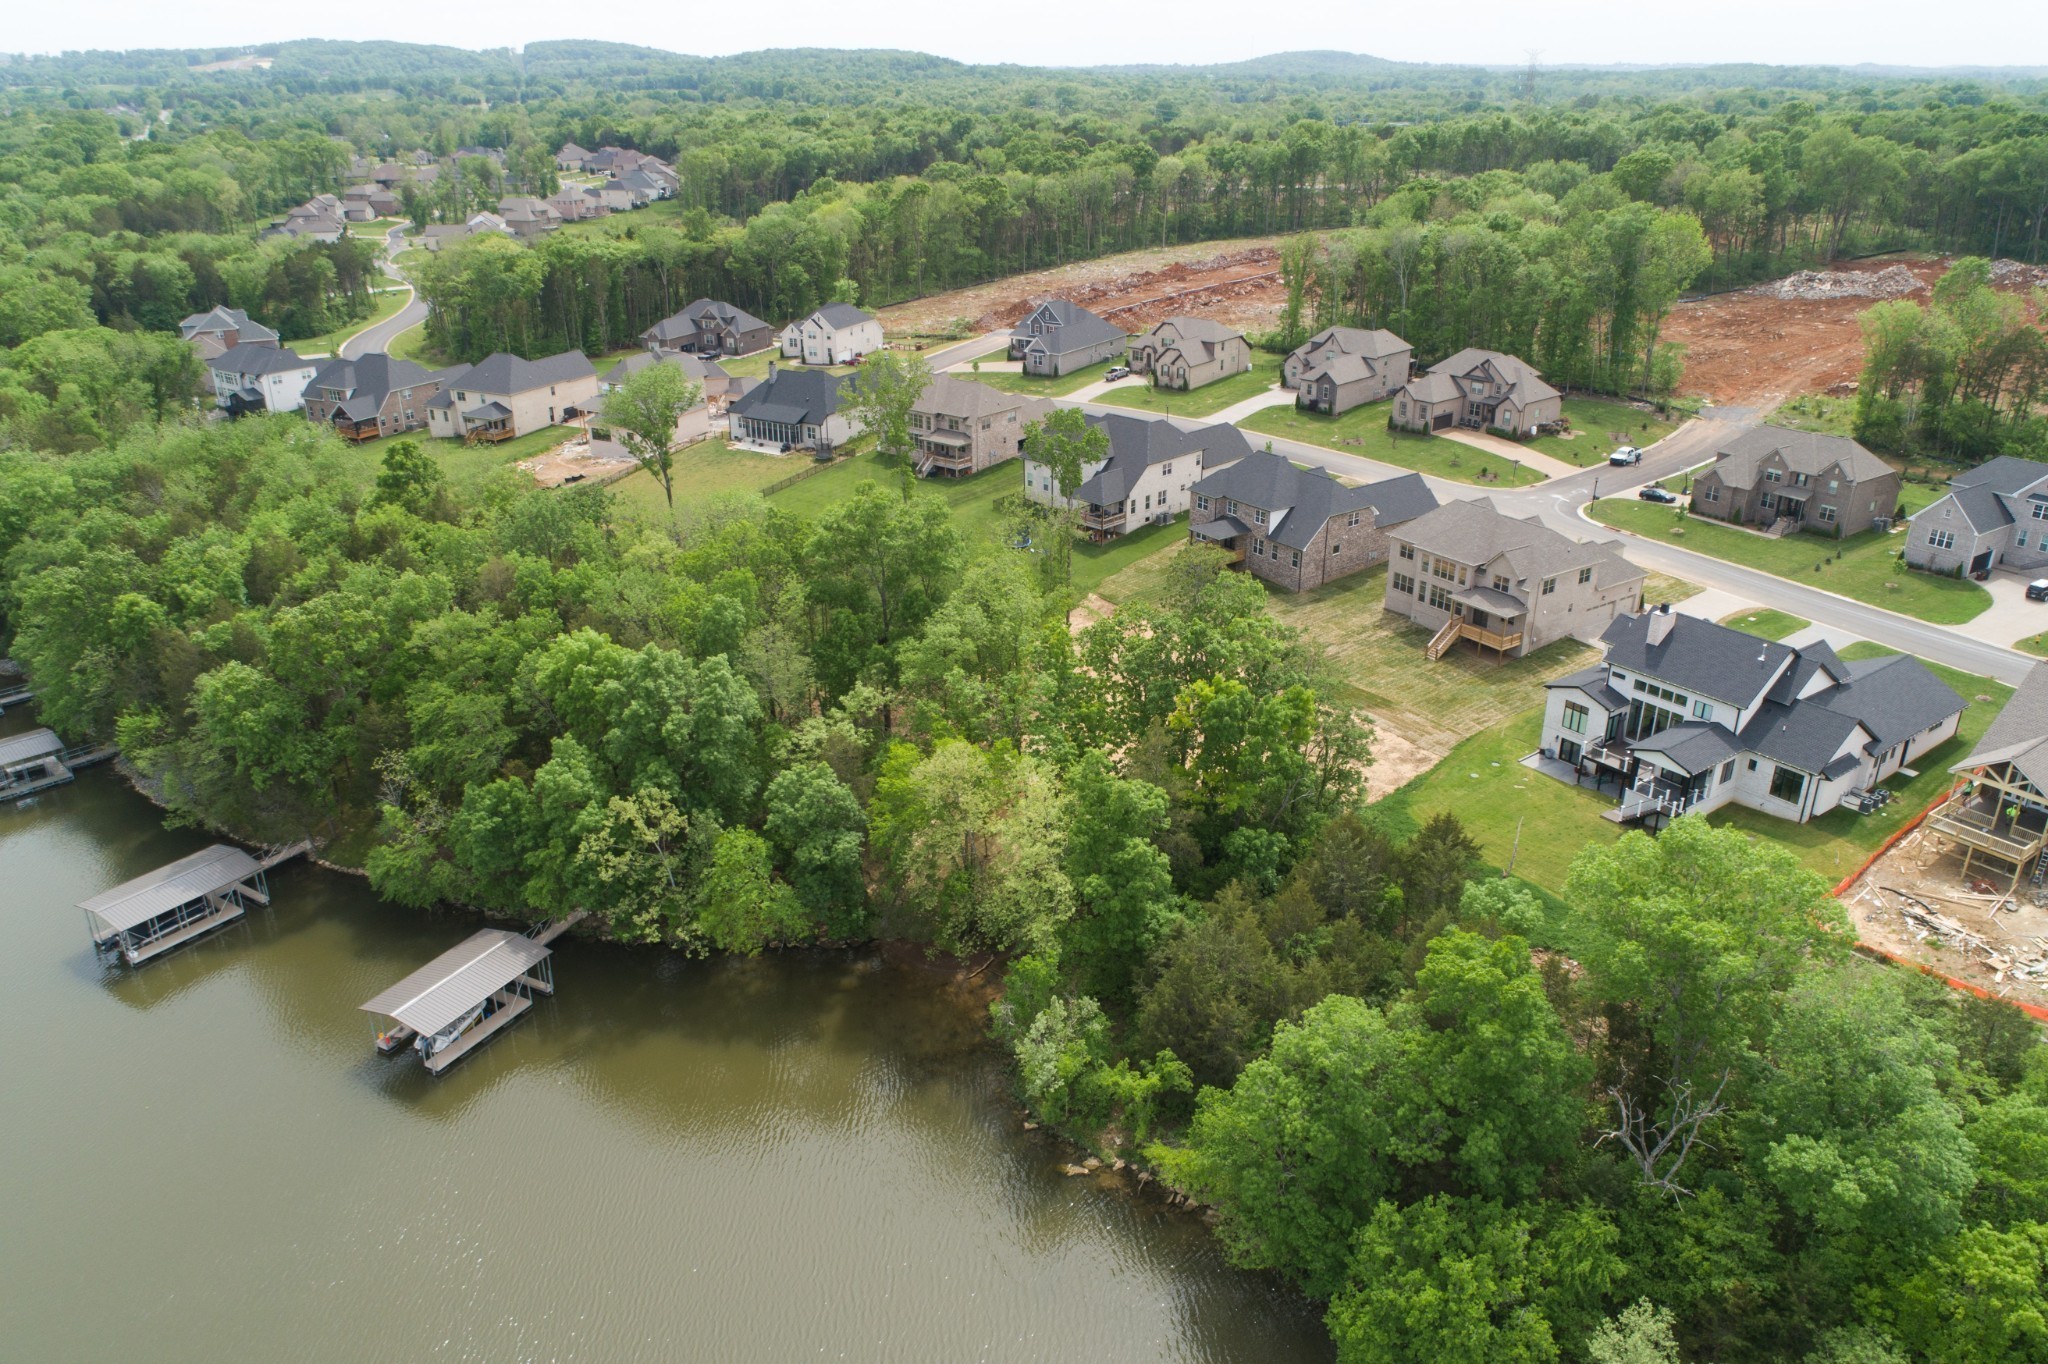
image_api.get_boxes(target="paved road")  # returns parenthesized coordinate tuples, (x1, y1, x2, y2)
(340, 224, 427, 360)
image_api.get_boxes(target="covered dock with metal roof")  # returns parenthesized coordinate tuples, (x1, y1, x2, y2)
(360, 929, 555, 1073)
(78, 844, 271, 965)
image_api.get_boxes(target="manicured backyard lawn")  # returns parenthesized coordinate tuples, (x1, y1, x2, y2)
(609, 441, 802, 520)
(971, 355, 1126, 398)
(283, 288, 410, 357)
(1239, 400, 1547, 488)
(720, 349, 852, 380)
(1719, 608, 1810, 640)
(1094, 353, 1284, 419)
(1523, 398, 1678, 467)
(1586, 496, 1990, 625)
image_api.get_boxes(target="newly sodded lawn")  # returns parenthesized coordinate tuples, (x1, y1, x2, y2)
(1375, 640, 2015, 892)
(1239, 400, 1547, 488)
(1719, 608, 1811, 641)
(610, 441, 805, 520)
(1524, 398, 1679, 467)
(284, 288, 410, 357)
(1094, 353, 1285, 419)
(720, 350, 852, 380)
(972, 354, 1128, 398)
(1587, 496, 1991, 625)
(350, 427, 573, 494)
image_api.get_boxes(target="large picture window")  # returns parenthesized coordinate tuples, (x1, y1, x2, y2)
(1562, 701, 1590, 734)
(1768, 765, 1806, 805)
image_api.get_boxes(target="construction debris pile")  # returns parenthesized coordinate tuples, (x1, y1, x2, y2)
(974, 247, 1283, 333)
(1862, 883, 2048, 985)
(1990, 258, 2048, 289)
(1749, 264, 1924, 301)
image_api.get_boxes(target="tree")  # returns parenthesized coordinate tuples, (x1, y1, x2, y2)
(1059, 749, 1179, 1004)
(1585, 1299, 1681, 1364)
(1018, 407, 1107, 588)
(370, 438, 446, 516)
(761, 760, 868, 935)
(696, 827, 810, 955)
(1563, 816, 1849, 1194)
(599, 362, 702, 512)
(841, 349, 930, 490)
(804, 480, 963, 694)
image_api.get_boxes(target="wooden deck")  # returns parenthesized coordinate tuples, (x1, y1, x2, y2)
(121, 899, 246, 965)
(424, 991, 532, 1074)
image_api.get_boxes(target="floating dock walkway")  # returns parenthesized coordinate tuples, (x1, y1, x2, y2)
(77, 840, 312, 966)
(0, 727, 116, 801)
(362, 911, 585, 1073)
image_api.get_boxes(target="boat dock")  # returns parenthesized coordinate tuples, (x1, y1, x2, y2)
(76, 839, 312, 966)
(0, 727, 118, 801)
(0, 684, 33, 714)
(361, 918, 578, 1074)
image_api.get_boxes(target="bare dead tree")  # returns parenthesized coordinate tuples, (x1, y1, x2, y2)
(1597, 1063, 1733, 1197)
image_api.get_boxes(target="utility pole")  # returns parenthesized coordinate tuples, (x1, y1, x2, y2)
(1522, 49, 1543, 105)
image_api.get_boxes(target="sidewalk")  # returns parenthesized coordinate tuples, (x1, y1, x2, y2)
(1205, 387, 1292, 426)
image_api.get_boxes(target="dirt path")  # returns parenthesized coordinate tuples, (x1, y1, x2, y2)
(876, 238, 1289, 338)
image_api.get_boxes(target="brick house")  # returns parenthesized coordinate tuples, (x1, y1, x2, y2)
(1903, 455, 2048, 576)
(1127, 317, 1252, 391)
(1188, 451, 1438, 591)
(1283, 327, 1412, 415)
(303, 352, 450, 441)
(908, 374, 1053, 477)
(1688, 426, 1900, 538)
(1393, 349, 1561, 436)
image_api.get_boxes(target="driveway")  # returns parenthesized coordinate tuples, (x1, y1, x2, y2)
(1976, 571, 2048, 648)
(1434, 427, 1580, 480)
(1066, 374, 1150, 403)
(1202, 387, 1293, 426)
(340, 223, 427, 360)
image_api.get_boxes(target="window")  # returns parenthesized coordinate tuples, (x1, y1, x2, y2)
(1541, 577, 1557, 596)
(1562, 701, 1590, 734)
(1719, 760, 1736, 784)
(1331, 542, 1342, 555)
(2022, 531, 2032, 550)
(1227, 499, 1239, 516)
(2034, 501, 2048, 521)
(1398, 544, 1415, 561)
(1251, 538, 1266, 556)
(1827, 479, 1839, 492)
(1759, 493, 1776, 513)
(1816, 504, 1837, 525)
(1431, 557, 1458, 582)
(1289, 550, 1301, 567)
(1693, 700, 1713, 720)
(1426, 584, 1455, 611)
(1701, 484, 1720, 503)
(1162, 463, 1172, 475)
(1392, 572, 1415, 595)
(1768, 765, 1807, 805)
(1347, 511, 1361, 528)
(1251, 507, 1267, 526)
(1764, 468, 1783, 484)
(1794, 472, 1810, 487)
(1196, 495, 1211, 512)
(1143, 495, 1152, 510)
(1929, 528, 1956, 550)
(1578, 566, 1593, 585)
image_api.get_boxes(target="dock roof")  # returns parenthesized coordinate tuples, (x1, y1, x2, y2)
(78, 844, 263, 932)
(0, 728, 64, 766)
(360, 929, 550, 1036)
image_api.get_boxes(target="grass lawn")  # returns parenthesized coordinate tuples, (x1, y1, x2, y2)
(719, 349, 852, 381)
(283, 287, 410, 356)
(1586, 496, 1990, 625)
(1240, 400, 1546, 488)
(352, 427, 573, 494)
(972, 354, 1127, 398)
(609, 441, 803, 521)
(1375, 639, 2015, 893)
(1523, 398, 1678, 468)
(386, 324, 457, 369)
(1094, 353, 1284, 419)
(1719, 608, 1810, 641)
(2016, 633, 2048, 658)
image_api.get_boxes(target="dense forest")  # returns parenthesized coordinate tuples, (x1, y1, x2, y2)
(1, 42, 2046, 1361)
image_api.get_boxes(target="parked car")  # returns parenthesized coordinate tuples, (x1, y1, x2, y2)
(1608, 446, 1643, 466)
(1104, 366, 1131, 381)
(2028, 579, 2048, 602)
(1638, 486, 1679, 504)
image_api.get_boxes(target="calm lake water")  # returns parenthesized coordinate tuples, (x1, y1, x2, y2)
(0, 755, 1331, 1363)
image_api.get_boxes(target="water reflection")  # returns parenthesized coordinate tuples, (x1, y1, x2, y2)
(2, 759, 1332, 1364)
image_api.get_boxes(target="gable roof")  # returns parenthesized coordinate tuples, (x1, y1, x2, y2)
(1599, 610, 1794, 709)
(604, 351, 730, 388)
(180, 305, 276, 344)
(441, 351, 595, 398)
(1952, 455, 2048, 496)
(1191, 452, 1438, 550)
(730, 367, 849, 426)
(1141, 317, 1245, 363)
(1744, 700, 1870, 775)
(1808, 654, 1966, 754)
(308, 352, 438, 417)
(1395, 498, 1642, 591)
(1418, 348, 1560, 407)
(1707, 425, 1896, 490)
(212, 343, 312, 376)
(1072, 415, 1251, 506)
(1012, 299, 1127, 355)
(913, 372, 1050, 423)
(799, 303, 875, 330)
(1953, 661, 2048, 792)
(644, 298, 772, 344)
(1297, 326, 1409, 362)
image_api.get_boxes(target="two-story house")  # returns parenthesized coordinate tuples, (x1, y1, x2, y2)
(1689, 426, 1900, 539)
(780, 304, 883, 367)
(497, 196, 562, 241)
(1007, 299, 1128, 377)
(1922, 661, 2048, 892)
(643, 299, 776, 359)
(1904, 455, 2048, 576)
(1283, 327, 1412, 415)
(909, 374, 1053, 477)
(1023, 414, 1251, 539)
(727, 364, 859, 454)
(602, 351, 749, 409)
(1394, 349, 1561, 437)
(1126, 317, 1252, 391)
(302, 352, 451, 441)
(211, 343, 319, 415)
(1188, 452, 1438, 591)
(1383, 498, 1645, 661)
(1538, 606, 1964, 826)
(179, 306, 278, 361)
(425, 351, 599, 442)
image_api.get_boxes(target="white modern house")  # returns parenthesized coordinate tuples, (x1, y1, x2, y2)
(1022, 413, 1250, 540)
(779, 304, 882, 367)
(210, 343, 319, 415)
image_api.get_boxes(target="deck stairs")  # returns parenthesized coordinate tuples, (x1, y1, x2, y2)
(1425, 616, 1463, 661)
(914, 452, 935, 478)
(1763, 515, 1798, 538)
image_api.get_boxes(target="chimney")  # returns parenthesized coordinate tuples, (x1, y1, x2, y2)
(1644, 601, 1676, 646)
(766, 360, 777, 379)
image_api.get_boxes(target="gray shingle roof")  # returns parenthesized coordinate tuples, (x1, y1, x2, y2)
(1953, 660, 2048, 791)
(453, 351, 596, 396)
(1708, 425, 1895, 490)
(913, 373, 1051, 423)
(1632, 722, 1744, 775)
(1744, 699, 1868, 774)
(180, 305, 276, 344)
(1809, 654, 1965, 754)
(213, 343, 312, 376)
(1952, 455, 2048, 496)
(1300, 326, 1409, 361)
(731, 367, 848, 426)
(1600, 610, 1794, 709)
(309, 352, 436, 410)
(1013, 299, 1127, 356)
(1545, 665, 1628, 711)
(1072, 415, 1250, 506)
(1424, 348, 1560, 406)
(1395, 498, 1641, 591)
(1191, 453, 1438, 551)
(807, 303, 874, 329)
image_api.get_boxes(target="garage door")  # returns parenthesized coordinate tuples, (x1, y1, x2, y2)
(1972, 549, 1993, 575)
(1432, 412, 1453, 431)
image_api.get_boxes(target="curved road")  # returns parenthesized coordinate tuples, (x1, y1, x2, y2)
(339, 223, 428, 360)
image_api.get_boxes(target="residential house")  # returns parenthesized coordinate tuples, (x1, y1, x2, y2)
(302, 352, 449, 441)
(419, 212, 512, 251)
(265, 196, 347, 243)
(1689, 426, 1901, 539)
(425, 351, 599, 442)
(583, 147, 634, 175)
(1190, 452, 1438, 592)
(452, 146, 507, 166)
(498, 196, 562, 241)
(601, 351, 749, 409)
(1284, 326, 1412, 415)
(1538, 606, 1964, 827)
(1383, 498, 1645, 660)
(590, 183, 637, 214)
(614, 169, 674, 204)
(179, 306, 277, 361)
(211, 344, 319, 415)
(1023, 413, 1251, 539)
(1904, 455, 2048, 576)
(1923, 661, 2048, 891)
(1126, 317, 1252, 391)
(341, 184, 401, 220)
(556, 142, 592, 172)
(780, 304, 882, 366)
(1393, 349, 1561, 436)
(546, 187, 609, 222)
(908, 374, 1054, 477)
(1007, 299, 1127, 377)
(644, 299, 775, 358)
(727, 365, 858, 454)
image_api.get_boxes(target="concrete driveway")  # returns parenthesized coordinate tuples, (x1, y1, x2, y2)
(1435, 427, 1580, 480)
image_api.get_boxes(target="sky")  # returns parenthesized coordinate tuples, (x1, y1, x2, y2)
(8, 0, 2044, 71)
